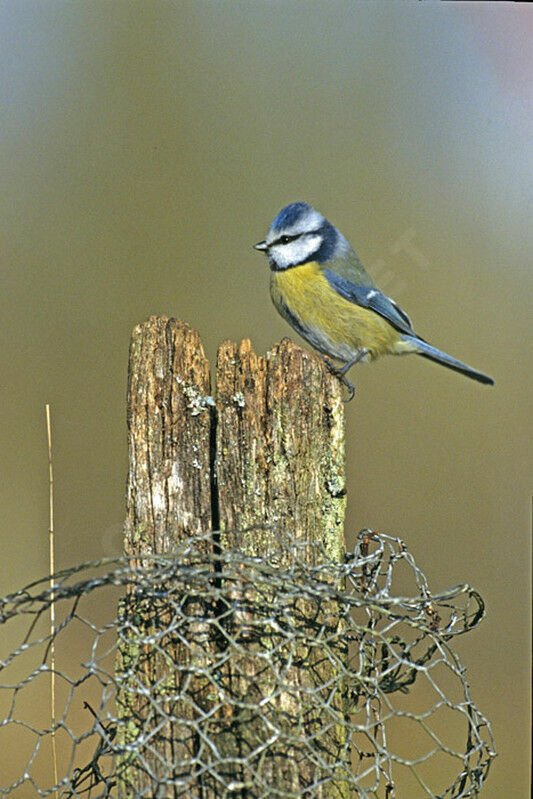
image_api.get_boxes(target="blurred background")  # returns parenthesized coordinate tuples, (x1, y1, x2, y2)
(0, 2, 530, 795)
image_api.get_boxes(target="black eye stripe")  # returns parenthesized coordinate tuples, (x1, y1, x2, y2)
(274, 234, 299, 246)
(271, 230, 321, 247)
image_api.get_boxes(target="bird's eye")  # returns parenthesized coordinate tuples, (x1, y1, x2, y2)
(279, 235, 292, 245)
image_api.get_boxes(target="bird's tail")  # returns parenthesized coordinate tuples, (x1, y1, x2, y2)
(403, 335, 494, 385)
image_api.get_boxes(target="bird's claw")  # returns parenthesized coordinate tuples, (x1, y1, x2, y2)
(323, 358, 356, 402)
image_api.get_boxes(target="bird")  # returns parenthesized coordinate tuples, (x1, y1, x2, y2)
(254, 202, 493, 399)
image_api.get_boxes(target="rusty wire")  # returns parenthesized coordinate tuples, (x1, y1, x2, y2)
(0, 529, 496, 797)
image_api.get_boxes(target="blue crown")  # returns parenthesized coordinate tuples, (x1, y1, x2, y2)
(270, 202, 312, 232)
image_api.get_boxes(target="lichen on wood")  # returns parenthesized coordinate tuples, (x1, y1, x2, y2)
(214, 337, 349, 793)
(118, 317, 350, 796)
(118, 317, 214, 794)
(124, 316, 212, 558)
(215, 337, 346, 561)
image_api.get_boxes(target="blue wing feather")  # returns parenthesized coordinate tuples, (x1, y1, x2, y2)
(323, 268, 416, 337)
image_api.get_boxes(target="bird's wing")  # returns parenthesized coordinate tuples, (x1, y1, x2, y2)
(322, 268, 416, 337)
(328, 246, 375, 288)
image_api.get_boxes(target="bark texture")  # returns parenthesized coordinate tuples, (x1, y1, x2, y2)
(124, 316, 212, 557)
(118, 317, 213, 794)
(216, 337, 346, 560)
(117, 317, 350, 797)
(213, 338, 348, 794)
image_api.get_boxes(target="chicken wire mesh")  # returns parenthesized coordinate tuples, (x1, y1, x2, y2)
(0, 528, 496, 798)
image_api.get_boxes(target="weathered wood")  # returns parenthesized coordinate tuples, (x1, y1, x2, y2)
(118, 318, 350, 796)
(215, 337, 346, 560)
(213, 337, 349, 795)
(124, 316, 212, 557)
(117, 316, 213, 795)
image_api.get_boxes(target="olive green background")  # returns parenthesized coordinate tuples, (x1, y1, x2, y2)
(0, 2, 530, 795)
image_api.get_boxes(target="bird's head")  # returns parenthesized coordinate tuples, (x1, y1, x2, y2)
(254, 202, 342, 271)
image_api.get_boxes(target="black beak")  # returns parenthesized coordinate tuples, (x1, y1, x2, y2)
(254, 240, 268, 252)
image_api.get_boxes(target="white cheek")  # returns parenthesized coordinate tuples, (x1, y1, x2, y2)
(272, 235, 322, 268)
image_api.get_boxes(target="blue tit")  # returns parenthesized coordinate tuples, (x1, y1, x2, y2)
(254, 202, 493, 399)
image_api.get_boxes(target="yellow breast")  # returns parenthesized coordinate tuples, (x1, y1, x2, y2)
(270, 262, 403, 360)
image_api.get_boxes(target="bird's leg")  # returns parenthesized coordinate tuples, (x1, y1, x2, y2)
(339, 349, 370, 374)
(323, 350, 370, 402)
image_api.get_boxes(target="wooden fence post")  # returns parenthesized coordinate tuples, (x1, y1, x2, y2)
(117, 316, 349, 796)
